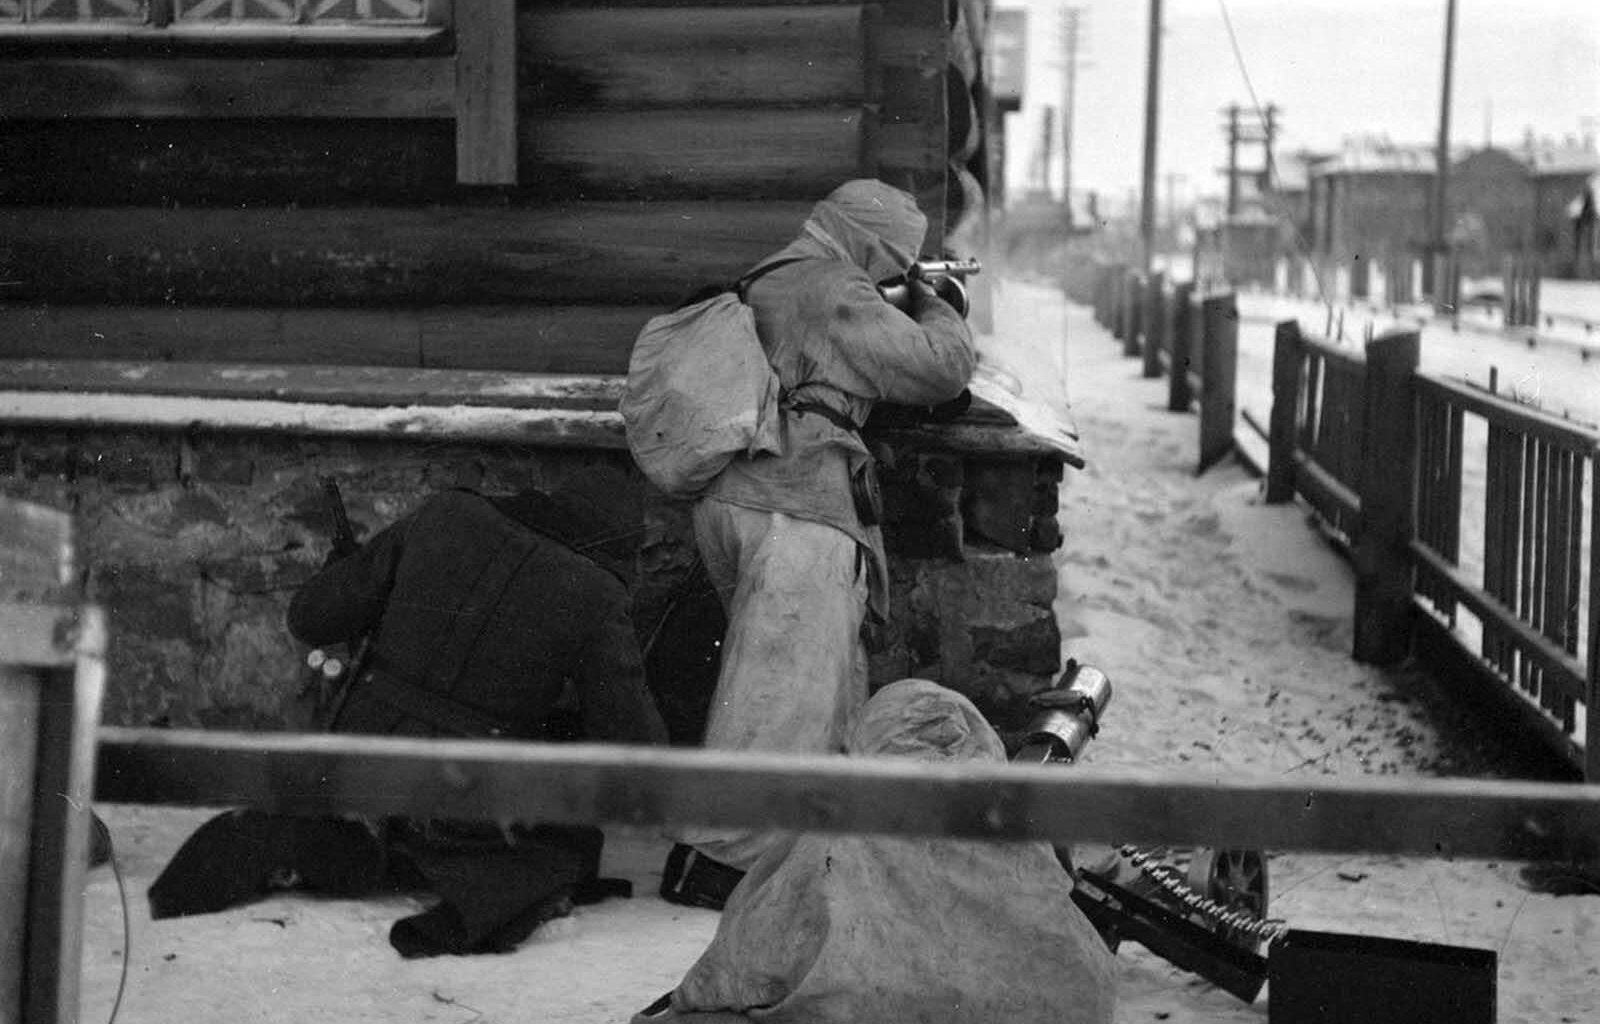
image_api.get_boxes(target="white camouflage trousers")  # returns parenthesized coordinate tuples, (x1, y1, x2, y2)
(678, 500, 870, 870)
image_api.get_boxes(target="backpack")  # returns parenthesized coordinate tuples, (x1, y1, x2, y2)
(620, 258, 801, 496)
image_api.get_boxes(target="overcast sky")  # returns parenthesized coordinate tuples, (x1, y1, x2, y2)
(1001, 0, 1600, 212)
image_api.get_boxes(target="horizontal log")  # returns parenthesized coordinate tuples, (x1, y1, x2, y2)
(1293, 450, 1362, 525)
(0, 391, 627, 450)
(0, 360, 623, 412)
(0, 107, 858, 204)
(523, 108, 861, 197)
(93, 727, 1600, 861)
(0, 120, 456, 207)
(0, 305, 650, 374)
(0, 57, 454, 119)
(420, 306, 650, 373)
(0, 202, 813, 307)
(521, 5, 863, 109)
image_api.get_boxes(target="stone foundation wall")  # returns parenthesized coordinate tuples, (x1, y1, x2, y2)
(0, 424, 1063, 734)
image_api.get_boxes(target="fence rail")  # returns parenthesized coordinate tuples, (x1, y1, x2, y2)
(92, 726, 1600, 862)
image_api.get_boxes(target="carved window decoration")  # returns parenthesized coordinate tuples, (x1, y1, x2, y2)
(177, 0, 428, 25)
(1, 1, 147, 21)
(0, 0, 434, 28)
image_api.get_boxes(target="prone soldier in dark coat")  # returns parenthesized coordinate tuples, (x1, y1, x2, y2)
(149, 469, 669, 958)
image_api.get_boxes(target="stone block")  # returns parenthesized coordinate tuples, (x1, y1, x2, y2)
(91, 562, 198, 642)
(18, 435, 83, 481)
(963, 459, 1038, 553)
(884, 548, 1060, 709)
(183, 437, 255, 485)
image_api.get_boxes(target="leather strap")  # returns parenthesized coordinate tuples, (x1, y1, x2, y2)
(362, 662, 520, 738)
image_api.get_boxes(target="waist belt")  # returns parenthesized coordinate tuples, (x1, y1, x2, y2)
(787, 400, 882, 527)
(362, 662, 520, 739)
(787, 399, 859, 434)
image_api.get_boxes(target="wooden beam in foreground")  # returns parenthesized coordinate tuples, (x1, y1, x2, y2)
(95, 728, 1600, 863)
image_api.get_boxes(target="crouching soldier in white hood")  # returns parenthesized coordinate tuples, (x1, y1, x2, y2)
(643, 679, 1117, 1024)
(661, 179, 978, 907)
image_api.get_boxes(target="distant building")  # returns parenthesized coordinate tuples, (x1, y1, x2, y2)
(1307, 139, 1435, 269)
(1302, 136, 1600, 280)
(1448, 147, 1536, 276)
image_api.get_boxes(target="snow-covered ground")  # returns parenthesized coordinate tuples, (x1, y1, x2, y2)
(75, 279, 1598, 1024)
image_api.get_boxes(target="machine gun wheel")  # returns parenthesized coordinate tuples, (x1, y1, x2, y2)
(1187, 847, 1268, 922)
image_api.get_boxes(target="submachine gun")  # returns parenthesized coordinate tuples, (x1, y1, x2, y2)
(878, 257, 982, 319)
(1014, 661, 1277, 1004)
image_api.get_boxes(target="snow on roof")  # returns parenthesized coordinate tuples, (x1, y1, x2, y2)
(1317, 138, 1438, 175)
(1528, 146, 1600, 177)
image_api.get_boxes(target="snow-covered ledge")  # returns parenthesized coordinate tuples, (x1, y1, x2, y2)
(0, 357, 1081, 465)
(0, 360, 628, 448)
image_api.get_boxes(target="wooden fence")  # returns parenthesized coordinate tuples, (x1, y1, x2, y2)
(1502, 255, 1543, 329)
(1262, 320, 1600, 779)
(1092, 263, 1236, 475)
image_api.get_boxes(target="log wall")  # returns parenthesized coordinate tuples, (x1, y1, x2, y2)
(0, 0, 993, 373)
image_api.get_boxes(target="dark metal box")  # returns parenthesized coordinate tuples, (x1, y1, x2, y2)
(1269, 929, 1496, 1024)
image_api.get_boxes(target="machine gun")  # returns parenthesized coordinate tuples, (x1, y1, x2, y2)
(878, 257, 982, 318)
(1013, 661, 1276, 1004)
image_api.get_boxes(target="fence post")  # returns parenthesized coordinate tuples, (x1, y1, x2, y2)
(1265, 319, 1302, 503)
(1122, 269, 1144, 358)
(1109, 265, 1126, 340)
(1167, 281, 1195, 412)
(1589, 458, 1600, 781)
(1142, 270, 1167, 379)
(1529, 262, 1542, 329)
(1352, 328, 1421, 665)
(1350, 257, 1370, 300)
(1196, 291, 1238, 474)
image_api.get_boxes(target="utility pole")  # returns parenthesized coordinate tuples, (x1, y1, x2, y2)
(1033, 106, 1056, 195)
(1138, 0, 1163, 272)
(1061, 6, 1082, 208)
(1430, 0, 1459, 285)
(1222, 104, 1241, 217)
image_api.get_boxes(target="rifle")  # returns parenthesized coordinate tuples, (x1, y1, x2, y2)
(879, 257, 983, 318)
(1015, 661, 1276, 1004)
(321, 474, 362, 561)
(301, 476, 373, 726)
